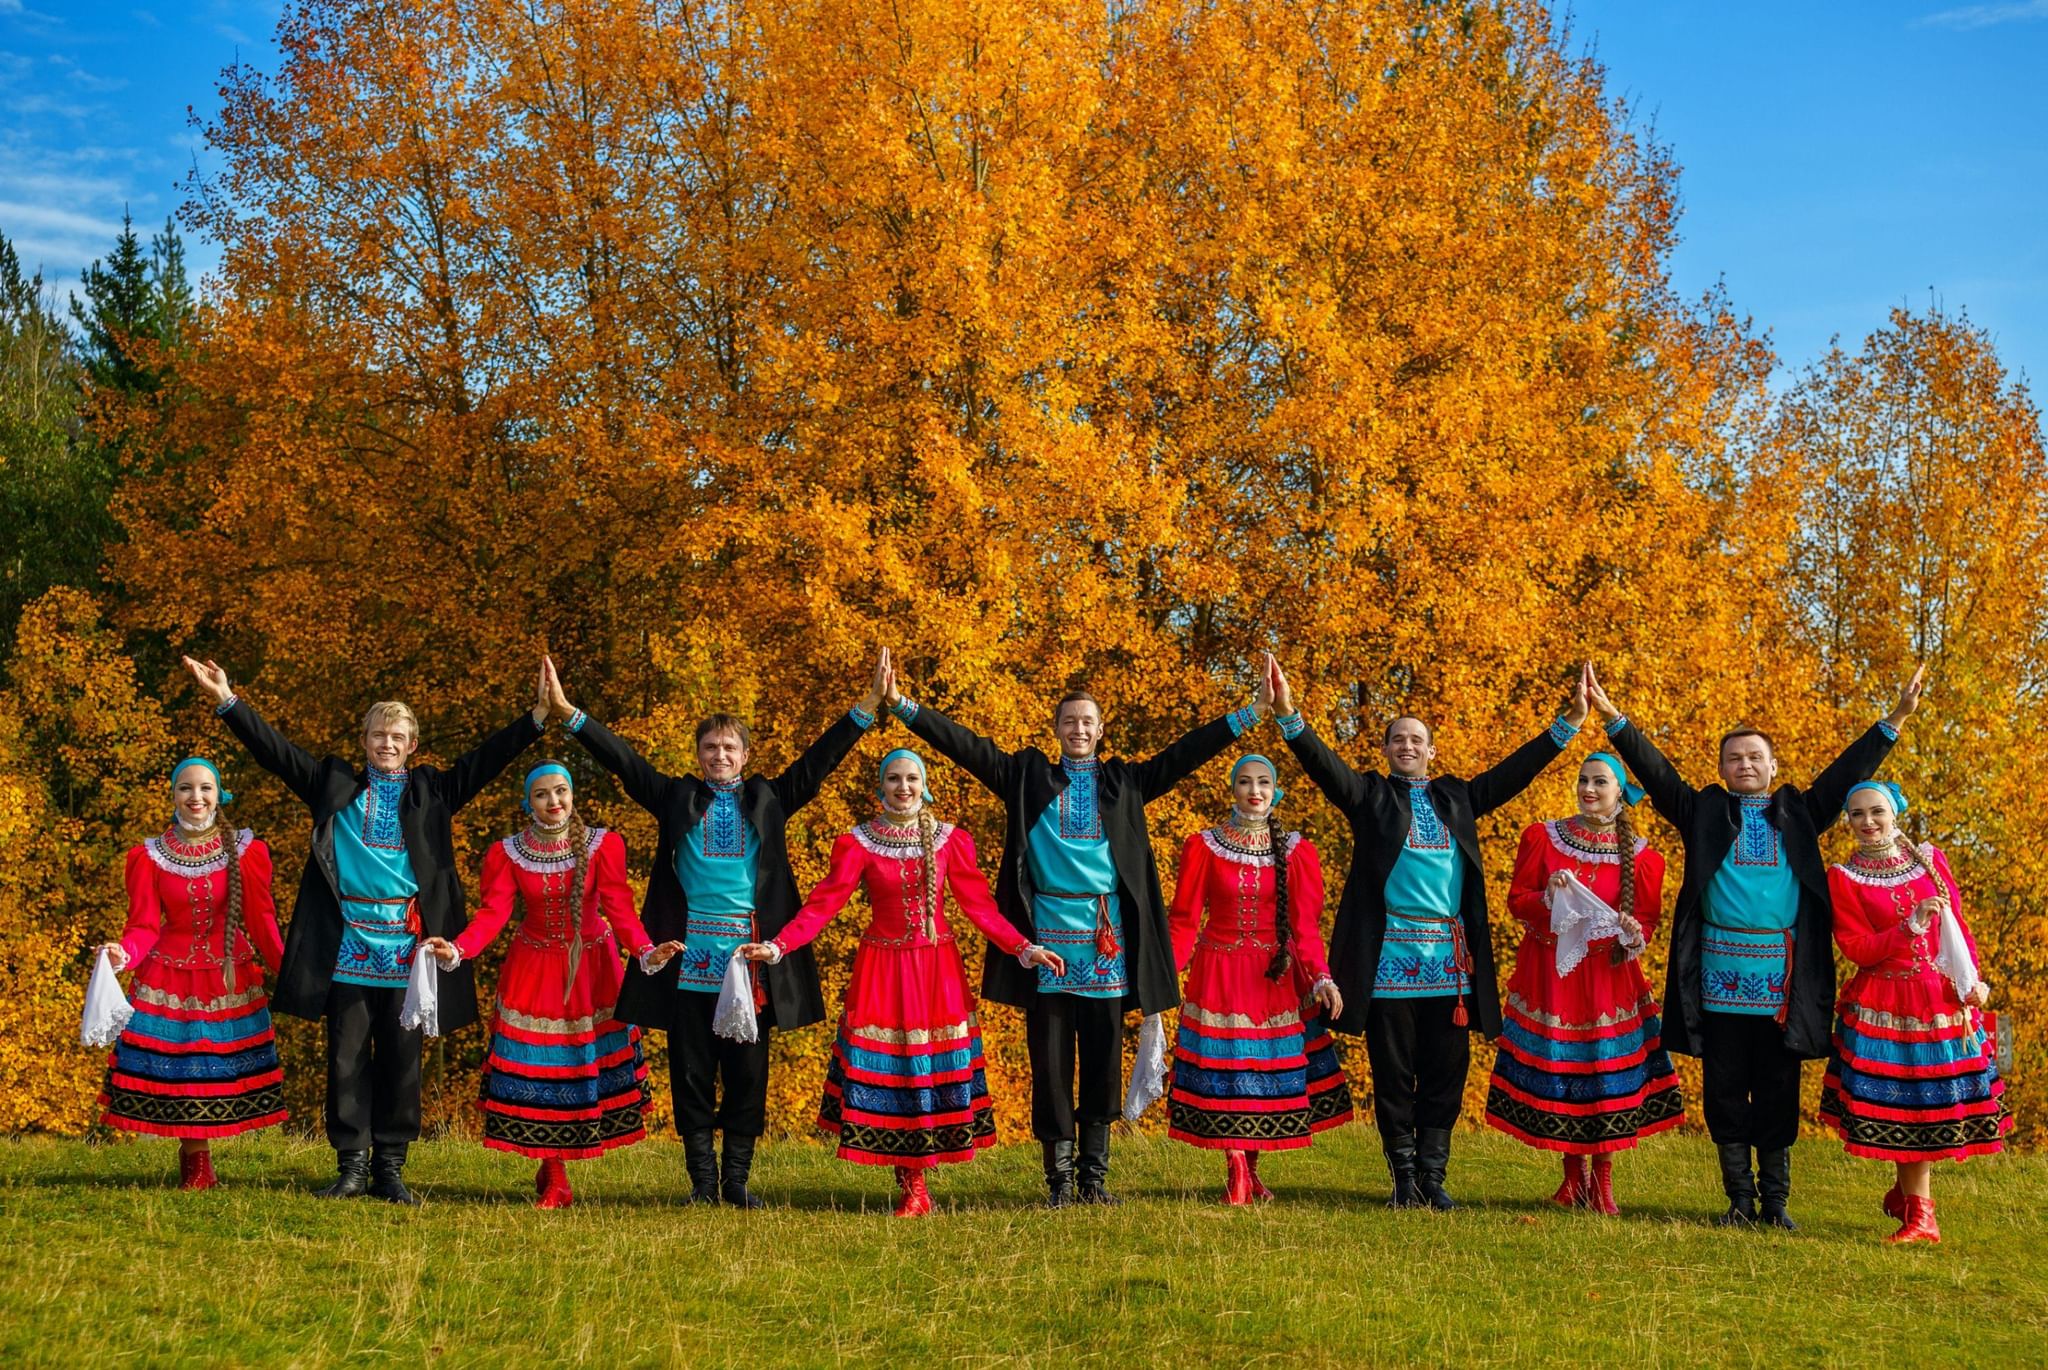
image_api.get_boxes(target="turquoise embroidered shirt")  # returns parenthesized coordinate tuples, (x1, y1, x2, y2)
(1702, 792, 1799, 1016)
(1376, 777, 1467, 998)
(674, 779, 759, 992)
(332, 767, 421, 988)
(1026, 757, 1126, 998)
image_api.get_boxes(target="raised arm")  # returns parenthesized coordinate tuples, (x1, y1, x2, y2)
(1587, 666, 1698, 831)
(1269, 657, 1374, 813)
(897, 700, 1016, 796)
(1469, 717, 1581, 818)
(567, 714, 681, 816)
(767, 709, 875, 816)
(1801, 671, 1913, 827)
(239, 838, 285, 975)
(437, 710, 547, 814)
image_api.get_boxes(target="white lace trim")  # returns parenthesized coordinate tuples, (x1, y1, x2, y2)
(850, 821, 956, 859)
(500, 827, 607, 874)
(1541, 819, 1647, 865)
(1197, 828, 1303, 868)
(140, 828, 256, 876)
(1833, 842, 1940, 889)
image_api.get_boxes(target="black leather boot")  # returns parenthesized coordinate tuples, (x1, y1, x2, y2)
(1714, 1143, 1758, 1226)
(1042, 1138, 1077, 1209)
(1075, 1122, 1119, 1205)
(1414, 1127, 1458, 1211)
(367, 1143, 418, 1205)
(1757, 1148, 1797, 1231)
(683, 1129, 720, 1204)
(1382, 1131, 1421, 1209)
(314, 1148, 370, 1200)
(721, 1133, 765, 1209)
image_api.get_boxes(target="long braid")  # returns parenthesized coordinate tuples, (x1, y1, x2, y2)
(1609, 805, 1637, 966)
(1265, 829, 1294, 982)
(916, 807, 941, 940)
(219, 823, 246, 994)
(564, 809, 592, 992)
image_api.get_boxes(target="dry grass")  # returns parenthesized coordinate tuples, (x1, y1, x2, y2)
(4, 1127, 2043, 1367)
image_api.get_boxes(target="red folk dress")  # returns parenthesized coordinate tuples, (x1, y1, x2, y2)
(1165, 825, 1355, 1150)
(1483, 818, 1684, 1154)
(100, 828, 289, 1138)
(453, 826, 656, 1159)
(1820, 843, 2009, 1162)
(771, 819, 1028, 1168)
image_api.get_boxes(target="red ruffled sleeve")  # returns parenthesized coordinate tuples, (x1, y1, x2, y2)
(1168, 832, 1210, 973)
(118, 845, 164, 966)
(775, 832, 866, 957)
(590, 830, 653, 955)
(1507, 823, 1554, 930)
(1630, 842, 1667, 941)
(943, 828, 1026, 955)
(455, 842, 519, 961)
(238, 837, 284, 974)
(1286, 836, 1331, 981)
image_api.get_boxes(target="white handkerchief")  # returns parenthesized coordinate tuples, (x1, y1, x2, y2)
(81, 947, 134, 1048)
(1122, 1012, 1169, 1122)
(712, 951, 760, 1043)
(1934, 906, 1982, 1004)
(399, 951, 441, 1037)
(1549, 875, 1628, 977)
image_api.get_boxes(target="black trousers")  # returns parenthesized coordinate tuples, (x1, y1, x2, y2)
(1701, 1011, 1804, 1150)
(668, 989, 772, 1137)
(324, 982, 422, 1151)
(1025, 992, 1124, 1142)
(1364, 996, 1469, 1140)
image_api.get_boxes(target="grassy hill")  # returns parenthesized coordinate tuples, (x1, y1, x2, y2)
(4, 1127, 2042, 1366)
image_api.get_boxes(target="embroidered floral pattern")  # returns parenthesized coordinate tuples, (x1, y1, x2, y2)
(361, 766, 407, 851)
(1730, 793, 1781, 867)
(701, 779, 747, 858)
(1058, 757, 1103, 841)
(1402, 777, 1450, 852)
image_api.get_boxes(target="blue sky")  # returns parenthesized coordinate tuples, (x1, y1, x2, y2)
(3, 1, 2043, 390)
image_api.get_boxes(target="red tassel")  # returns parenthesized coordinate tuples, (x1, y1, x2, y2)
(1451, 998, 1469, 1028)
(1096, 926, 1120, 957)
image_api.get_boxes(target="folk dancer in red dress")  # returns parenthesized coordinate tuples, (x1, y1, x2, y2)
(1820, 781, 2009, 1243)
(1165, 755, 1354, 1204)
(740, 749, 1066, 1217)
(423, 763, 684, 1208)
(98, 758, 287, 1189)
(1483, 753, 1684, 1213)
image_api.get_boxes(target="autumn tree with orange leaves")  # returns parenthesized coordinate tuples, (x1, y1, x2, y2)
(2, 0, 2039, 1142)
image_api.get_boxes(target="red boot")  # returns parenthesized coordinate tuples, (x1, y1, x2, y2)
(1246, 1151, 1275, 1202)
(1223, 1150, 1254, 1206)
(1886, 1194, 1940, 1245)
(1586, 1155, 1619, 1216)
(1550, 1154, 1587, 1208)
(536, 1161, 551, 1197)
(893, 1166, 933, 1218)
(535, 1158, 574, 1210)
(179, 1147, 218, 1192)
(1882, 1181, 1905, 1221)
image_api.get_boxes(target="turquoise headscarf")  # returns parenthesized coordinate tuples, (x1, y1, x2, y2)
(1231, 754, 1285, 804)
(171, 756, 234, 805)
(1844, 779, 1909, 818)
(522, 762, 573, 815)
(1584, 752, 1645, 808)
(878, 748, 933, 804)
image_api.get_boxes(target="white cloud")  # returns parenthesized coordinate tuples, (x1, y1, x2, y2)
(1915, 0, 2048, 28)
(50, 55, 130, 93)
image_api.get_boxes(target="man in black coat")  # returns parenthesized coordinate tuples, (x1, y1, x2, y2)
(546, 656, 884, 1207)
(886, 660, 1271, 1205)
(1272, 657, 1589, 1211)
(1588, 664, 1924, 1228)
(185, 655, 548, 1203)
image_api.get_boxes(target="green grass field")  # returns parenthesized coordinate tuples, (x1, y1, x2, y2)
(4, 1127, 2042, 1367)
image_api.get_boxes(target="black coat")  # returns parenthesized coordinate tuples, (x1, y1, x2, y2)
(904, 704, 1240, 1014)
(570, 712, 868, 1033)
(221, 699, 544, 1029)
(1284, 720, 1571, 1039)
(1607, 718, 1896, 1060)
